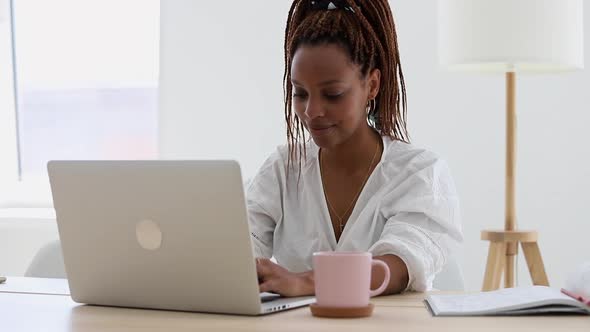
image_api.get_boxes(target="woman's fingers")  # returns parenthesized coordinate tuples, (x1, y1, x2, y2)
(256, 258, 274, 280)
(256, 259, 280, 293)
(255, 258, 300, 296)
(259, 279, 276, 293)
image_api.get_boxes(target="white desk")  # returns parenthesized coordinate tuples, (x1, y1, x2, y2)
(0, 276, 69, 295)
(1, 277, 589, 332)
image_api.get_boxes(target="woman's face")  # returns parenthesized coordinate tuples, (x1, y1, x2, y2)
(291, 43, 380, 149)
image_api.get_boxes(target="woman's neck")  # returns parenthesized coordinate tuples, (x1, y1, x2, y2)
(320, 125, 382, 175)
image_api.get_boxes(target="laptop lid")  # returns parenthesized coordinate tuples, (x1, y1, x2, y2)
(48, 160, 269, 315)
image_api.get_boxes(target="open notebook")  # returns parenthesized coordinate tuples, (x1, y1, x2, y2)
(425, 286, 590, 316)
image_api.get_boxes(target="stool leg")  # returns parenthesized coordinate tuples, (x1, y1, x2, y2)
(504, 241, 518, 288)
(521, 242, 549, 286)
(505, 254, 515, 288)
(482, 242, 506, 291)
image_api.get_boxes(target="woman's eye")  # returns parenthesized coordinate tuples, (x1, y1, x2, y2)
(293, 91, 307, 99)
(292, 90, 343, 100)
(324, 92, 343, 100)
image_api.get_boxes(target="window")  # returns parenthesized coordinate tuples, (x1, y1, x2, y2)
(1, 0, 160, 206)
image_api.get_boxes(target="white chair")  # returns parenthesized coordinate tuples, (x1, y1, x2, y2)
(433, 255, 464, 291)
(25, 240, 66, 279)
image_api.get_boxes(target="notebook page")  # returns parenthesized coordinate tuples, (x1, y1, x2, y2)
(426, 286, 588, 316)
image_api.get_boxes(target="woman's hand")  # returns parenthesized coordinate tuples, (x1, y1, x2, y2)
(256, 258, 314, 297)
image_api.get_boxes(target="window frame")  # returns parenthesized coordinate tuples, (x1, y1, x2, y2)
(0, 0, 19, 183)
(0, 0, 64, 208)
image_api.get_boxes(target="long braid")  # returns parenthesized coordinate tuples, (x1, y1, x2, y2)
(283, 0, 408, 175)
(284, 1, 310, 173)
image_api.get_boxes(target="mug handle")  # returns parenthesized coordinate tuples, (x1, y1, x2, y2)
(369, 259, 391, 297)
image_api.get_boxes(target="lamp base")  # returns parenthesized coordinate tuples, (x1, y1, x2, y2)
(481, 230, 549, 291)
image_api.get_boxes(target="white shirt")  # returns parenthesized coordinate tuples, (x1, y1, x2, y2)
(246, 136, 463, 291)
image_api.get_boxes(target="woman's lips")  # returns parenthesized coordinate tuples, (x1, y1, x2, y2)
(309, 125, 335, 136)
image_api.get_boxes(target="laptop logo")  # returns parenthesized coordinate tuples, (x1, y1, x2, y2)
(136, 219, 162, 250)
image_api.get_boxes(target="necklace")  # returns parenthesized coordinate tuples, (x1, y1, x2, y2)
(320, 139, 380, 239)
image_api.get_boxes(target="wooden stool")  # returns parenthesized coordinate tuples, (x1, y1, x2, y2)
(481, 230, 549, 291)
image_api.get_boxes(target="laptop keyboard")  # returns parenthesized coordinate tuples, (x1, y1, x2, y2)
(260, 292, 281, 303)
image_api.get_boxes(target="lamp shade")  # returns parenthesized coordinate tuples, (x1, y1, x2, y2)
(438, 0, 584, 72)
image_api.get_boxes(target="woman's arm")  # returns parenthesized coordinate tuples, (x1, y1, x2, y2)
(372, 254, 409, 295)
(256, 255, 408, 297)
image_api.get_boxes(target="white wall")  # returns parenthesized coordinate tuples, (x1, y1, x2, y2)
(158, 0, 290, 178)
(159, 0, 590, 291)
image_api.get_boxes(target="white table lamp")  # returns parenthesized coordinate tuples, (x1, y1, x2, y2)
(438, 0, 584, 291)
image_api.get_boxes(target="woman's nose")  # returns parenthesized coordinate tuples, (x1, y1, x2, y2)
(304, 96, 324, 119)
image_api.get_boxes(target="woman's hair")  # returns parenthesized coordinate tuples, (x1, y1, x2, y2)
(283, 0, 408, 170)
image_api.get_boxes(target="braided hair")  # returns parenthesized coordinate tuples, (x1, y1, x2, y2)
(283, 0, 408, 171)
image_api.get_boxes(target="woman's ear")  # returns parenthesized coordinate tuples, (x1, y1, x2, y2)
(368, 68, 381, 100)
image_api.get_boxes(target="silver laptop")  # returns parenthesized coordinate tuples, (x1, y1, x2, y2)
(48, 160, 314, 315)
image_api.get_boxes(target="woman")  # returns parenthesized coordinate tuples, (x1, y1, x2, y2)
(249, 0, 462, 296)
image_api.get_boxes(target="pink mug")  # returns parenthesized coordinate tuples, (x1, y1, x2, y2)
(312, 251, 390, 308)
